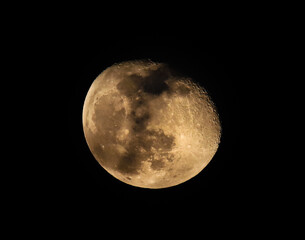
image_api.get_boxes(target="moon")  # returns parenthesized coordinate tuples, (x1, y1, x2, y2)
(82, 60, 221, 189)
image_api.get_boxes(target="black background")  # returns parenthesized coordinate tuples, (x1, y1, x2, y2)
(44, 29, 264, 230)
(4, 4, 284, 235)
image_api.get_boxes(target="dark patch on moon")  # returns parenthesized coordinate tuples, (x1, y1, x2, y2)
(116, 66, 170, 97)
(114, 66, 178, 175)
(116, 151, 140, 175)
(174, 84, 191, 95)
(131, 108, 150, 132)
(141, 67, 170, 95)
(150, 159, 165, 170)
(116, 129, 175, 175)
(116, 75, 143, 97)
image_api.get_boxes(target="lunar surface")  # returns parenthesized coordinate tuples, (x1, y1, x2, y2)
(82, 60, 221, 189)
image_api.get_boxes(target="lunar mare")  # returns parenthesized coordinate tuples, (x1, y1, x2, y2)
(82, 60, 221, 189)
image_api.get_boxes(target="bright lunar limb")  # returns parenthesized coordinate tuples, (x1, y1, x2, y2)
(82, 60, 221, 189)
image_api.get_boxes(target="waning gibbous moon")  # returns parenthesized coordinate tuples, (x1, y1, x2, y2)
(82, 60, 221, 189)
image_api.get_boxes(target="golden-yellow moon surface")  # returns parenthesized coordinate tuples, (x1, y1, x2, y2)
(82, 60, 221, 189)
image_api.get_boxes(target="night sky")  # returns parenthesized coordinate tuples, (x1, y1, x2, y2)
(4, 5, 279, 235)
(50, 31, 260, 226)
